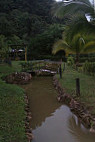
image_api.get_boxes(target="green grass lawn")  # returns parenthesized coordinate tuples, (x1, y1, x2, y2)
(0, 61, 27, 142)
(56, 64, 95, 115)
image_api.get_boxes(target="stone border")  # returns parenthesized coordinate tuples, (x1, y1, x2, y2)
(53, 76, 95, 133)
(24, 95, 33, 141)
(4, 72, 32, 85)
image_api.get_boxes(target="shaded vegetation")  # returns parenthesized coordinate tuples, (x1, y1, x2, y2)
(0, 0, 65, 59)
(28, 24, 64, 60)
(0, 0, 54, 39)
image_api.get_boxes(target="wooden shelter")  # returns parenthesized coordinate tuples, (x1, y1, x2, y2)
(9, 44, 28, 61)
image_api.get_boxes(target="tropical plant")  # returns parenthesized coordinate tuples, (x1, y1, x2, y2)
(52, 0, 95, 64)
(52, 0, 95, 40)
(64, 13, 95, 44)
(67, 56, 74, 66)
(52, 0, 95, 21)
(52, 33, 95, 64)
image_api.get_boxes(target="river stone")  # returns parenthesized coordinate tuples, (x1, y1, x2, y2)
(5, 72, 32, 84)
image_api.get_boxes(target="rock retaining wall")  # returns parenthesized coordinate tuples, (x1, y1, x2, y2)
(53, 76, 95, 133)
(5, 72, 32, 84)
(24, 94, 33, 142)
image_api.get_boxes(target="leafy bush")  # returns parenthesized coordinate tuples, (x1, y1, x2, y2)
(67, 56, 74, 66)
(20, 62, 34, 72)
(83, 61, 95, 75)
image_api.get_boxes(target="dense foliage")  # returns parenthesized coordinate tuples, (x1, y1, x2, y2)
(28, 24, 64, 60)
(0, 0, 65, 59)
(0, 0, 54, 39)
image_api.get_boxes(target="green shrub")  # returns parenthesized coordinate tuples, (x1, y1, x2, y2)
(83, 61, 95, 75)
(67, 56, 74, 66)
(20, 62, 34, 72)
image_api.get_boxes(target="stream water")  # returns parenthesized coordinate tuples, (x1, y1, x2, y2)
(22, 77, 95, 142)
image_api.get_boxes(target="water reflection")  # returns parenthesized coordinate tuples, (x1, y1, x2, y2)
(68, 116, 95, 142)
(32, 105, 95, 142)
(22, 77, 95, 142)
(32, 105, 77, 142)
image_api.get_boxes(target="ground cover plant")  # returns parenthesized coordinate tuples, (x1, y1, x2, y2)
(0, 62, 27, 142)
(56, 64, 95, 115)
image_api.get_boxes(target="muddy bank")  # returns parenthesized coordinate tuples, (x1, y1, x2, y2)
(53, 76, 95, 132)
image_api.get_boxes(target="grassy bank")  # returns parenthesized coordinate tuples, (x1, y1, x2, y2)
(0, 61, 27, 142)
(56, 65, 95, 115)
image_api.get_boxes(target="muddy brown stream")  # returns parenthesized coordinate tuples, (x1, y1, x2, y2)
(22, 77, 95, 142)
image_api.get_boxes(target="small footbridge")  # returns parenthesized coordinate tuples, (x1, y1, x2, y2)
(21, 60, 62, 76)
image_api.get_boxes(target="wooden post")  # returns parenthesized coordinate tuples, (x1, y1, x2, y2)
(25, 46, 27, 62)
(39, 62, 40, 70)
(59, 64, 62, 79)
(76, 78, 80, 96)
(63, 62, 65, 72)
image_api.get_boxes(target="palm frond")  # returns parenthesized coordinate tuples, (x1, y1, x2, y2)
(64, 13, 95, 43)
(52, 0, 93, 19)
(64, 14, 87, 43)
(83, 41, 95, 53)
(52, 40, 69, 54)
(52, 2, 65, 18)
(71, 34, 86, 53)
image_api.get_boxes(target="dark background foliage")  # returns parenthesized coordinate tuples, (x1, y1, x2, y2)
(0, 0, 65, 59)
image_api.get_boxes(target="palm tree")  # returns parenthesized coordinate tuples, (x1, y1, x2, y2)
(63, 12, 95, 44)
(52, 0, 95, 37)
(52, 33, 95, 64)
(52, 0, 95, 22)
(52, 0, 95, 65)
